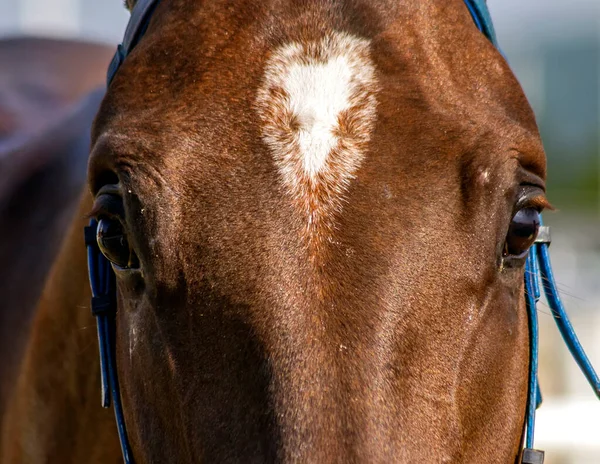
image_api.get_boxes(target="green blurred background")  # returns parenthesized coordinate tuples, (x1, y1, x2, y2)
(491, 2, 599, 214)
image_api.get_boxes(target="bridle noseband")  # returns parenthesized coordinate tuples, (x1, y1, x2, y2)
(84, 1, 600, 463)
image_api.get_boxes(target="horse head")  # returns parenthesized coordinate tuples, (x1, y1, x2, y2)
(88, 0, 548, 461)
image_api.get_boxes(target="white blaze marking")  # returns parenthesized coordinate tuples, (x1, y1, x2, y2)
(285, 56, 354, 177)
(256, 32, 378, 239)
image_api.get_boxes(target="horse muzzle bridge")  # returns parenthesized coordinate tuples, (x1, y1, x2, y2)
(84, 1, 600, 463)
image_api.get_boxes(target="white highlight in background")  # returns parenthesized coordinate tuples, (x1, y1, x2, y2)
(19, 0, 80, 36)
(536, 398, 600, 450)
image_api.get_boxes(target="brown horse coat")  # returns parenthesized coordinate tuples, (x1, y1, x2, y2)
(3, 2, 549, 462)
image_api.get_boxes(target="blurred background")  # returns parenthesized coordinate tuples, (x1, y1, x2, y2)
(0, 0, 598, 462)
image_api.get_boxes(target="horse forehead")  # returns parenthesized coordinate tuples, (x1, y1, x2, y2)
(94, 0, 541, 190)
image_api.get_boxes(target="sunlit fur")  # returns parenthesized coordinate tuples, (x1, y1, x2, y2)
(2, 1, 549, 463)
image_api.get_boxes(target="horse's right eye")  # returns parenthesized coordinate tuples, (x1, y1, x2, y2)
(97, 218, 132, 268)
(503, 208, 540, 258)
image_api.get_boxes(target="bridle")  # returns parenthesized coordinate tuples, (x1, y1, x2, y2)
(84, 1, 600, 463)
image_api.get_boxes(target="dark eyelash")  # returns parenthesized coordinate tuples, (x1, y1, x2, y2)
(87, 194, 125, 219)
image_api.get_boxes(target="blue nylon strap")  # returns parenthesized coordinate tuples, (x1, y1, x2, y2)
(529, 240, 544, 410)
(537, 240, 600, 398)
(85, 225, 110, 407)
(524, 248, 540, 449)
(85, 220, 134, 464)
(530, 239, 543, 411)
(463, 0, 498, 46)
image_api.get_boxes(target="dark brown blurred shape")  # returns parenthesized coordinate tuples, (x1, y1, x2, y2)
(0, 37, 112, 419)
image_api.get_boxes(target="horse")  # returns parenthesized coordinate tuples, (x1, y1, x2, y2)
(3, 1, 598, 463)
(0, 37, 112, 428)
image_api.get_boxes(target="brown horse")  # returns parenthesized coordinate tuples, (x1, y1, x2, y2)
(0, 37, 112, 428)
(2, 1, 551, 462)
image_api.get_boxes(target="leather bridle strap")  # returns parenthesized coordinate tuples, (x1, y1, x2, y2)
(85, 2, 600, 464)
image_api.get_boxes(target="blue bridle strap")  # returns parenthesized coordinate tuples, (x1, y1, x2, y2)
(537, 238, 600, 397)
(85, 220, 134, 463)
(524, 247, 541, 450)
(463, 0, 498, 46)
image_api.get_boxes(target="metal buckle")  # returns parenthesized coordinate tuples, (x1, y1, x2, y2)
(521, 448, 545, 464)
(534, 226, 551, 245)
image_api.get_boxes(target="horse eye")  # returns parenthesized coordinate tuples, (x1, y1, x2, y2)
(96, 218, 132, 268)
(504, 208, 540, 258)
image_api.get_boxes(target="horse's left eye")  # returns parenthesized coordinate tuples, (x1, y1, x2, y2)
(504, 208, 540, 258)
(97, 218, 133, 268)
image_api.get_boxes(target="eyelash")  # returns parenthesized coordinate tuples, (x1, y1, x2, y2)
(515, 187, 550, 214)
(89, 194, 125, 220)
